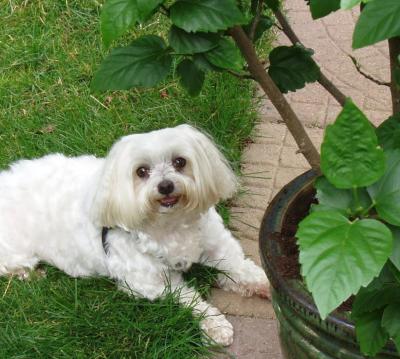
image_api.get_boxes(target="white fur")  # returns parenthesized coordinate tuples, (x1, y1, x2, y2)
(0, 124, 269, 346)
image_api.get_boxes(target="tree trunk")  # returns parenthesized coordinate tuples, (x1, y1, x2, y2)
(230, 26, 321, 170)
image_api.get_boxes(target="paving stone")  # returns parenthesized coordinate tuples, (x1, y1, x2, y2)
(284, 126, 324, 149)
(239, 237, 264, 266)
(363, 109, 391, 127)
(241, 163, 275, 189)
(253, 122, 287, 145)
(289, 101, 327, 127)
(209, 289, 275, 319)
(289, 82, 329, 106)
(230, 207, 266, 236)
(274, 167, 309, 190)
(216, 316, 282, 359)
(279, 146, 311, 169)
(242, 143, 282, 166)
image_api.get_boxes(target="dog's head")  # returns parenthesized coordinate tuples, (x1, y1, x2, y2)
(92, 125, 238, 230)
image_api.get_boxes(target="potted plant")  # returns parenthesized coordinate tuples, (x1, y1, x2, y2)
(91, 0, 400, 356)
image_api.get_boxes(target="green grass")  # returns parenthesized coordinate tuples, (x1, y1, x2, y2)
(0, 0, 264, 357)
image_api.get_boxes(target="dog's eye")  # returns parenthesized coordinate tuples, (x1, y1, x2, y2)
(136, 166, 150, 178)
(172, 157, 186, 170)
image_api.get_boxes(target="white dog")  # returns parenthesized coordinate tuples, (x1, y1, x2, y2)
(0, 124, 269, 346)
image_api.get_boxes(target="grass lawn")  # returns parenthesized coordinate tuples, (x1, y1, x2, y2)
(0, 0, 266, 357)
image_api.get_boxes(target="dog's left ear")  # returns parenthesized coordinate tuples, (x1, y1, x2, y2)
(178, 125, 238, 208)
(91, 135, 142, 230)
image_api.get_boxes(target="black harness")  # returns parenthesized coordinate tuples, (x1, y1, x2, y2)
(101, 227, 110, 254)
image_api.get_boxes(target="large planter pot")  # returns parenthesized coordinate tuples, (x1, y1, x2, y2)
(259, 170, 399, 359)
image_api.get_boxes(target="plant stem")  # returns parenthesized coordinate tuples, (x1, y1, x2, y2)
(273, 9, 347, 107)
(389, 37, 400, 114)
(229, 26, 321, 170)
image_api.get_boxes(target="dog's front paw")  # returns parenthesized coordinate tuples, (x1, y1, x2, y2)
(219, 259, 271, 299)
(200, 312, 234, 346)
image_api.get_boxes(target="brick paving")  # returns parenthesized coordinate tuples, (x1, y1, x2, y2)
(212, 0, 391, 357)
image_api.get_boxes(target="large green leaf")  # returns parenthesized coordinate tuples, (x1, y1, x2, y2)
(92, 35, 172, 91)
(101, 0, 139, 48)
(297, 211, 392, 319)
(354, 310, 389, 356)
(313, 176, 371, 215)
(177, 59, 205, 96)
(170, 0, 246, 33)
(310, 0, 340, 19)
(353, 0, 400, 49)
(352, 285, 400, 318)
(321, 100, 386, 189)
(376, 114, 400, 151)
(368, 150, 400, 226)
(136, 0, 164, 21)
(382, 304, 400, 351)
(204, 38, 244, 71)
(268, 45, 320, 93)
(340, 0, 361, 9)
(192, 53, 221, 72)
(100, 0, 164, 47)
(390, 226, 400, 271)
(168, 26, 219, 54)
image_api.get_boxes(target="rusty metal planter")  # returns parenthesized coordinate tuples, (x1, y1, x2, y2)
(259, 170, 399, 359)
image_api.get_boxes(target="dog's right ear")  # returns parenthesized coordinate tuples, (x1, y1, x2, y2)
(91, 136, 143, 230)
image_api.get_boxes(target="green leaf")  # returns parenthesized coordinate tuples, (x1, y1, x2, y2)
(101, 0, 139, 48)
(340, 0, 361, 9)
(168, 26, 219, 54)
(297, 211, 393, 319)
(268, 45, 320, 93)
(354, 309, 389, 356)
(321, 100, 386, 189)
(352, 284, 400, 318)
(382, 304, 400, 351)
(177, 59, 205, 96)
(395, 67, 400, 89)
(100, 0, 165, 47)
(91, 35, 172, 91)
(192, 53, 221, 72)
(368, 150, 400, 226)
(353, 0, 400, 49)
(244, 15, 274, 42)
(204, 37, 244, 71)
(390, 226, 400, 271)
(376, 114, 400, 151)
(313, 176, 371, 215)
(136, 0, 164, 21)
(170, 0, 246, 33)
(264, 0, 279, 11)
(310, 0, 340, 19)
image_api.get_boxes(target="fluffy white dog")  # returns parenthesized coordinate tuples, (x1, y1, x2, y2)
(0, 124, 269, 346)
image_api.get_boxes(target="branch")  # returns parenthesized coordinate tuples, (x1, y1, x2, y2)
(249, 0, 264, 42)
(389, 37, 400, 114)
(273, 8, 347, 107)
(229, 26, 321, 170)
(349, 55, 390, 87)
(226, 69, 255, 80)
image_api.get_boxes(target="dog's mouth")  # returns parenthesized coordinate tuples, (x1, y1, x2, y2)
(158, 195, 180, 208)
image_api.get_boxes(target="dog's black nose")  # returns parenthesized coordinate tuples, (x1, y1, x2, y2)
(158, 179, 174, 195)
